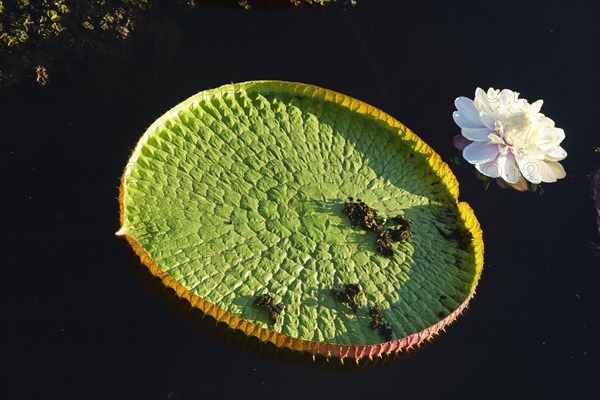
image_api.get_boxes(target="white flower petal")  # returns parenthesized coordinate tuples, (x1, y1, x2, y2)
(479, 152, 520, 183)
(537, 162, 558, 183)
(517, 157, 557, 183)
(475, 87, 486, 99)
(499, 89, 516, 106)
(529, 99, 544, 114)
(461, 127, 494, 141)
(478, 111, 496, 130)
(486, 87, 500, 103)
(475, 158, 501, 178)
(453, 111, 486, 129)
(463, 142, 499, 164)
(546, 161, 566, 179)
(454, 97, 481, 122)
(496, 152, 520, 183)
(544, 146, 567, 161)
(535, 115, 556, 129)
(537, 127, 565, 151)
(474, 88, 496, 118)
(517, 161, 540, 184)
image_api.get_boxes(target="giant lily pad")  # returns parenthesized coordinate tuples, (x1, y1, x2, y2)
(117, 81, 484, 360)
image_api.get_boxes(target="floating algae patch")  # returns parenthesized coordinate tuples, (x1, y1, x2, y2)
(117, 81, 484, 360)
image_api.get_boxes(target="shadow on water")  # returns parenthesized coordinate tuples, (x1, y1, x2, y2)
(126, 245, 435, 370)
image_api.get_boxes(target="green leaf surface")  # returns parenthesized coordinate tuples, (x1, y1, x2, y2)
(119, 81, 482, 348)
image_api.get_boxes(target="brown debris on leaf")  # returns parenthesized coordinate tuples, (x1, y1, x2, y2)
(343, 197, 412, 257)
(253, 293, 285, 324)
(368, 305, 393, 341)
(331, 283, 363, 311)
(343, 197, 387, 232)
(376, 230, 394, 257)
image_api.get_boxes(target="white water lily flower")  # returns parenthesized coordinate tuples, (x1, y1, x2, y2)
(452, 87, 567, 190)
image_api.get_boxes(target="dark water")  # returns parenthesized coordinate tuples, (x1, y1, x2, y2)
(1, 1, 599, 399)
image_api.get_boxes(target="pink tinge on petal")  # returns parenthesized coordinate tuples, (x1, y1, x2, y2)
(496, 152, 520, 184)
(477, 153, 518, 182)
(463, 142, 500, 164)
(453, 135, 472, 151)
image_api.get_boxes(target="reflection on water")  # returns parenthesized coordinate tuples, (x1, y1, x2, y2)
(0, 0, 353, 88)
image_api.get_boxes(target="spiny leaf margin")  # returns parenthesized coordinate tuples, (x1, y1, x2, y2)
(117, 80, 484, 360)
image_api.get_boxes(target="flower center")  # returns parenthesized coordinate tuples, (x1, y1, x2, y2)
(497, 111, 531, 137)
(489, 110, 538, 156)
(487, 133, 509, 155)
